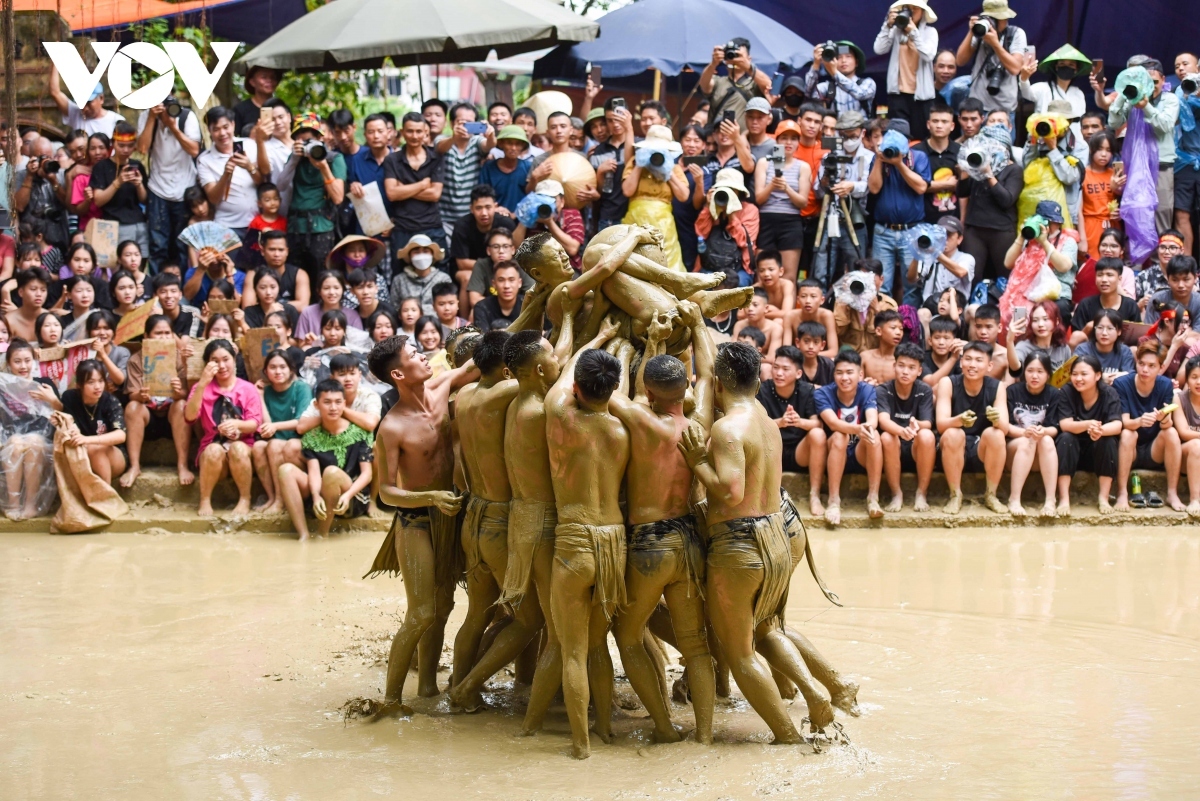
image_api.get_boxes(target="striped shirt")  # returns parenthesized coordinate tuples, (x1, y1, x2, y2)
(439, 135, 486, 228)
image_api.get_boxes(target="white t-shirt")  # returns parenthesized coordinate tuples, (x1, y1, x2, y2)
(920, 248, 976, 302)
(196, 138, 260, 228)
(62, 101, 124, 138)
(136, 109, 202, 202)
(300, 387, 382, 419)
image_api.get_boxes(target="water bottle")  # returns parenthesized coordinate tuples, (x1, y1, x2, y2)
(697, 235, 707, 255)
(1131, 472, 1142, 497)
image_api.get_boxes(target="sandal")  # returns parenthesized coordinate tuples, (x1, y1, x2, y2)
(1147, 492, 1164, 508)
(1130, 493, 1147, 508)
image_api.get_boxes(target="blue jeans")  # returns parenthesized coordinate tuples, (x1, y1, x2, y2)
(872, 225, 916, 302)
(146, 190, 190, 272)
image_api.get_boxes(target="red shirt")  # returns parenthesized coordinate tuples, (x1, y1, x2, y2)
(531, 208, 586, 271)
(248, 214, 287, 250)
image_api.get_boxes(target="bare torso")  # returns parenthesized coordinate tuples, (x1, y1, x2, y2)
(621, 405, 694, 524)
(704, 404, 781, 526)
(861, 349, 896, 383)
(457, 378, 518, 502)
(547, 397, 629, 526)
(506, 391, 555, 503)
(378, 384, 455, 497)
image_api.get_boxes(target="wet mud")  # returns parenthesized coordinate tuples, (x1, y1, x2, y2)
(2, 526, 1198, 799)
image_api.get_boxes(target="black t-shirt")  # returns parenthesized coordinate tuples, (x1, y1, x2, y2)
(591, 141, 631, 222)
(170, 310, 198, 338)
(913, 140, 961, 224)
(922, 350, 961, 380)
(949, 374, 999, 436)
(449, 214, 516, 261)
(1070, 294, 1141, 331)
(89, 159, 149, 225)
(61, 389, 126, 438)
(383, 146, 446, 230)
(957, 162, 1024, 232)
(876, 380, 934, 428)
(244, 303, 300, 331)
(1052, 382, 1122, 425)
(756, 379, 815, 452)
(473, 295, 522, 331)
(705, 313, 737, 337)
(233, 98, 267, 137)
(797, 355, 835, 387)
(1005, 382, 1061, 431)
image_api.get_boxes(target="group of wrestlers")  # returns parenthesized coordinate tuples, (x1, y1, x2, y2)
(364, 225, 859, 758)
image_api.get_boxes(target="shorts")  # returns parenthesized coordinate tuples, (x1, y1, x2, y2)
(1174, 165, 1200, 214)
(1134, 440, 1164, 471)
(145, 409, 173, 441)
(898, 438, 918, 473)
(844, 438, 867, 474)
(939, 433, 984, 473)
(757, 212, 806, 252)
(782, 438, 802, 472)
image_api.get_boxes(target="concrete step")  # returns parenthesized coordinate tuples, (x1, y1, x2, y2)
(5, 505, 392, 536)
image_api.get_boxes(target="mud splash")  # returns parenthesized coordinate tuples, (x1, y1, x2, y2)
(2, 526, 1198, 799)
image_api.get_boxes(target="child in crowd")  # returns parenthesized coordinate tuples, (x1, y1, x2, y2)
(752, 251, 795, 321)
(877, 341, 936, 512)
(1080, 130, 1123, 261)
(0, 338, 60, 520)
(1172, 356, 1200, 517)
(7, 267, 51, 342)
(277, 378, 375, 540)
(86, 309, 129, 394)
(314, 309, 349, 352)
(265, 310, 307, 368)
(60, 359, 127, 483)
(755, 345, 826, 515)
(816, 350, 883, 525)
(794, 321, 834, 386)
(935, 341, 1006, 515)
(109, 269, 143, 318)
(184, 339, 263, 517)
(999, 350, 1060, 517)
(398, 296, 422, 338)
(1052, 354, 1122, 516)
(1008, 300, 1072, 376)
(785, 279, 838, 356)
(432, 281, 469, 336)
(415, 316, 445, 356)
(922, 315, 963, 386)
(253, 349, 312, 513)
(366, 309, 399, 343)
(1073, 309, 1134, 382)
(244, 183, 286, 268)
(733, 288, 782, 366)
(295, 271, 363, 343)
(736, 326, 770, 379)
(1069, 258, 1140, 347)
(121, 314, 191, 487)
(1114, 341, 1182, 511)
(969, 303, 1006, 380)
(860, 309, 905, 384)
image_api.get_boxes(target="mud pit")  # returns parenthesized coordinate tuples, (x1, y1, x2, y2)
(3, 526, 1198, 799)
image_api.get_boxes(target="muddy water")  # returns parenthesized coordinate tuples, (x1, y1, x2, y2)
(2, 526, 1198, 800)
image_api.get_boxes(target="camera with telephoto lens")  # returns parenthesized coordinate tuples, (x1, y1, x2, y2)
(724, 41, 740, 62)
(713, 188, 731, 207)
(986, 65, 1006, 95)
(769, 144, 785, 177)
(42, 160, 59, 175)
(1183, 73, 1200, 94)
(302, 139, 329, 160)
(972, 15, 994, 37)
(893, 11, 910, 29)
(821, 41, 837, 61)
(1021, 214, 1047, 241)
(966, 151, 984, 168)
(820, 135, 852, 183)
(882, 144, 901, 159)
(1123, 83, 1140, 100)
(537, 203, 553, 219)
(849, 277, 867, 295)
(649, 152, 665, 167)
(164, 97, 182, 118)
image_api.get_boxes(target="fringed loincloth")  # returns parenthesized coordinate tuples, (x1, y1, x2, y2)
(706, 512, 791, 628)
(554, 522, 627, 620)
(363, 506, 463, 588)
(627, 513, 706, 599)
(498, 498, 557, 608)
(460, 494, 510, 583)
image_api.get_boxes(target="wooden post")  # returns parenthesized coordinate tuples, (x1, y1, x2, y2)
(653, 68, 661, 101)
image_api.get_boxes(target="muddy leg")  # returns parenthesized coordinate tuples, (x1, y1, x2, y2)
(663, 579, 714, 744)
(417, 581, 455, 697)
(614, 561, 679, 743)
(276, 463, 312, 540)
(521, 541, 561, 734)
(782, 626, 860, 716)
(756, 625, 834, 730)
(551, 548, 600, 758)
(375, 526, 439, 718)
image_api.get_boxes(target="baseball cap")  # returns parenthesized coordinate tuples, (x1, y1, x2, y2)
(1035, 200, 1064, 223)
(535, 179, 565, 197)
(745, 98, 773, 116)
(937, 216, 964, 235)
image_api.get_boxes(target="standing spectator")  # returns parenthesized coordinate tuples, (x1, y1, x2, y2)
(527, 111, 576, 192)
(88, 122, 150, 259)
(956, 97, 986, 144)
(674, 124, 709, 271)
(47, 70, 122, 137)
(698, 38, 772, 130)
(874, 2, 938, 139)
(868, 119, 931, 302)
(515, 180, 585, 271)
(959, 124, 1023, 281)
(637, 100, 670, 137)
(233, 67, 283, 136)
(621, 129, 689, 271)
(13, 146, 70, 252)
(451, 186, 517, 311)
(136, 98, 202, 271)
(913, 101, 961, 223)
(480, 126, 533, 213)
(935, 50, 970, 110)
(487, 101, 513, 132)
(1080, 130, 1124, 260)
(252, 99, 295, 207)
(285, 112, 346, 282)
(422, 99, 449, 140)
(326, 109, 359, 158)
(436, 103, 495, 237)
(1174, 55, 1200, 256)
(1109, 61, 1179, 235)
(197, 107, 264, 238)
(583, 108, 609, 152)
(1018, 45, 1091, 139)
(743, 98, 779, 162)
(384, 112, 447, 272)
(511, 108, 545, 158)
(753, 120, 812, 282)
(589, 101, 636, 232)
(775, 76, 807, 127)
(955, 0, 1028, 115)
(806, 40, 877, 119)
(346, 112, 394, 230)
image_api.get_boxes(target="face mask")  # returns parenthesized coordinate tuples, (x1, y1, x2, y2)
(1055, 66, 1076, 81)
(344, 253, 369, 268)
(411, 252, 434, 271)
(843, 137, 861, 153)
(783, 94, 802, 109)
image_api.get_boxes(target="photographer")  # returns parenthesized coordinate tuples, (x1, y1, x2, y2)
(588, 99, 636, 232)
(811, 111, 874, 288)
(753, 121, 813, 282)
(1108, 60, 1180, 235)
(285, 113, 346, 282)
(1175, 53, 1200, 256)
(873, 2, 939, 140)
(88, 122, 150, 259)
(868, 119, 931, 303)
(136, 96, 203, 271)
(12, 140, 70, 252)
(698, 38, 773, 130)
(959, 124, 1023, 282)
(198, 106, 265, 238)
(804, 40, 877, 118)
(834, 258, 898, 351)
(955, 0, 1029, 114)
(1004, 200, 1079, 322)
(1018, 45, 1090, 131)
(512, 180, 584, 270)
(695, 169, 760, 285)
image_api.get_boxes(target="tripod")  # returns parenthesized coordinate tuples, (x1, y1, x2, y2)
(812, 190, 861, 292)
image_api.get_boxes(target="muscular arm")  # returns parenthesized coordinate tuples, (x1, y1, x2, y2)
(375, 417, 460, 512)
(688, 311, 717, 433)
(566, 226, 651, 300)
(688, 420, 747, 506)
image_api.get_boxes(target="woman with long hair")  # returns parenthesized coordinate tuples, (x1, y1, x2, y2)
(1000, 350, 1060, 516)
(1052, 354, 1122, 515)
(1007, 300, 1071, 376)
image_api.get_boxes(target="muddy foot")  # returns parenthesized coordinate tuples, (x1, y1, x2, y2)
(884, 494, 903, 513)
(943, 491, 962, 515)
(1008, 501, 1026, 517)
(1056, 500, 1071, 518)
(652, 725, 683, 744)
(809, 494, 825, 517)
(830, 680, 861, 717)
(983, 492, 1006, 514)
(913, 493, 929, 512)
(360, 699, 413, 722)
(1098, 498, 1114, 516)
(1167, 493, 1186, 512)
(178, 466, 196, 486)
(417, 681, 441, 698)
(806, 698, 836, 731)
(570, 741, 591, 760)
(1188, 501, 1200, 518)
(198, 501, 214, 517)
(592, 726, 613, 745)
(824, 503, 841, 526)
(770, 729, 805, 745)
(119, 466, 141, 488)
(800, 719, 848, 752)
(867, 497, 884, 519)
(1039, 501, 1057, 519)
(253, 497, 276, 512)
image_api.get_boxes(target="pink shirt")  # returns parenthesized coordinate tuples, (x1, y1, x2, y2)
(187, 377, 263, 454)
(71, 173, 103, 231)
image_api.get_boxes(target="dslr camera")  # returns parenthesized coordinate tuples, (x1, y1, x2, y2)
(724, 41, 741, 62)
(972, 15, 995, 37)
(713, 188, 732, 208)
(821, 40, 837, 61)
(820, 135, 852, 182)
(164, 97, 183, 118)
(1021, 214, 1047, 241)
(302, 139, 330, 161)
(1183, 73, 1200, 94)
(892, 10, 910, 29)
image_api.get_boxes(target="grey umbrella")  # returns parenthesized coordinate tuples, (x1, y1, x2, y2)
(239, 0, 601, 72)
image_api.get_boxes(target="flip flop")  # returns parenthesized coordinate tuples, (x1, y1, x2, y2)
(1130, 493, 1147, 508)
(1147, 492, 1164, 508)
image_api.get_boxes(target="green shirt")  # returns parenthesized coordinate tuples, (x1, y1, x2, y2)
(288, 152, 347, 234)
(263, 379, 312, 439)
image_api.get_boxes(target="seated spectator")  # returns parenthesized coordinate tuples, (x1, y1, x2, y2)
(115, 240, 148, 297)
(452, 186, 518, 313)
(1115, 342, 1183, 511)
(733, 289, 782, 370)
(296, 352, 382, 437)
(397, 297, 421, 337)
(278, 378, 374, 540)
(34, 313, 72, 393)
(1008, 300, 1071, 376)
(999, 350, 1061, 517)
(60, 241, 114, 311)
(121, 314, 190, 487)
(752, 251, 794, 323)
(242, 267, 296, 331)
(1074, 228, 1136, 303)
(384, 112, 447, 272)
(1144, 255, 1200, 326)
(366, 309, 399, 343)
(793, 320, 835, 386)
(785, 279, 839, 356)
(833, 258, 898, 351)
(908, 216, 974, 321)
(1173, 356, 1200, 517)
(1053, 354, 1122, 515)
(264, 311, 305, 369)
(861, 309, 906, 383)
(152, 272, 203, 338)
(8, 267, 51, 342)
(244, 229, 310, 313)
(756, 344, 826, 515)
(970, 303, 1008, 380)
(1070, 258, 1141, 347)
(0, 338, 60, 520)
(816, 350, 883, 525)
(1136, 231, 1184, 315)
(1146, 300, 1198, 381)
(184, 339, 263, 516)
(252, 348, 312, 513)
(935, 341, 1006, 514)
(432, 281, 468, 337)
(183, 240, 242, 307)
(310, 309, 349, 353)
(1073, 309, 1135, 382)
(391, 234, 446, 315)
(60, 359, 127, 483)
(59, 276, 97, 336)
(347, 268, 394, 323)
(465, 228, 533, 310)
(85, 309, 128, 394)
(737, 326, 770, 376)
(472, 261, 525, 331)
(877, 340, 936, 512)
(295, 271, 363, 344)
(415, 315, 445, 359)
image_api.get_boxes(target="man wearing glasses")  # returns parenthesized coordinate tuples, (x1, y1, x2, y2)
(450, 184, 521, 314)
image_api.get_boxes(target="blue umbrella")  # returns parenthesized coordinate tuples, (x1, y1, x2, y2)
(558, 0, 814, 77)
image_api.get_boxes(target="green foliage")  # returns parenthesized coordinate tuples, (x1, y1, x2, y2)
(272, 72, 362, 119)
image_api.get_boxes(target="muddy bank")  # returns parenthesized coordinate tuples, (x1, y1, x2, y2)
(2, 527, 1198, 799)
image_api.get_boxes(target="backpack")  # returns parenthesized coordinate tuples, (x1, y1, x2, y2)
(702, 223, 755, 277)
